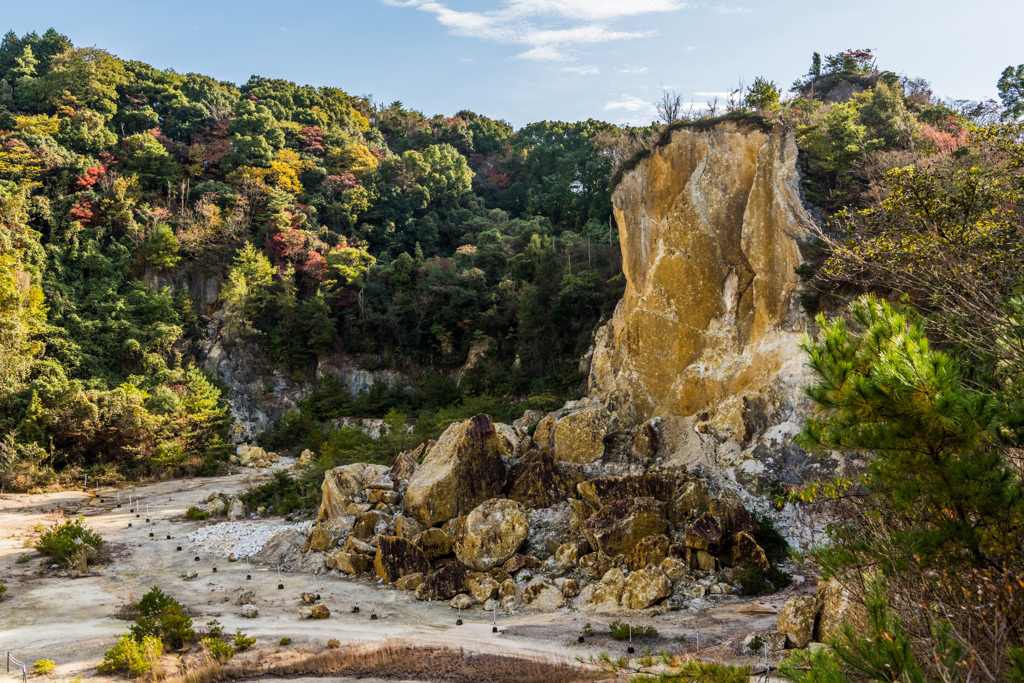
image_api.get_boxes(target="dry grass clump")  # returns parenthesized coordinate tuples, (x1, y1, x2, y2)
(167, 642, 602, 683)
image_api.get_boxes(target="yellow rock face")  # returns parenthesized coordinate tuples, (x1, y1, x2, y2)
(591, 122, 813, 439)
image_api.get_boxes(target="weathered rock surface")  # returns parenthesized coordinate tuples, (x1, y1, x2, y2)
(508, 450, 575, 509)
(318, 463, 389, 520)
(521, 580, 565, 610)
(722, 531, 770, 571)
(577, 473, 675, 509)
(626, 534, 670, 571)
(581, 497, 667, 557)
(551, 407, 610, 463)
(417, 562, 470, 601)
(241, 604, 258, 618)
(590, 122, 824, 489)
(684, 512, 722, 553)
(403, 415, 507, 527)
(327, 550, 371, 575)
(815, 577, 868, 642)
(621, 566, 673, 609)
(414, 527, 454, 560)
(456, 499, 529, 571)
(778, 596, 816, 648)
(374, 536, 430, 584)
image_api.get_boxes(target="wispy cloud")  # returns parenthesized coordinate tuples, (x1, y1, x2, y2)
(714, 5, 750, 13)
(562, 66, 600, 75)
(382, 0, 692, 61)
(617, 65, 650, 74)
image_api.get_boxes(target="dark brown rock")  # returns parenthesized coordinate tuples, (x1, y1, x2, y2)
(580, 497, 668, 557)
(374, 536, 430, 584)
(502, 553, 541, 574)
(390, 448, 421, 482)
(576, 474, 675, 509)
(417, 561, 471, 601)
(684, 512, 722, 553)
(353, 510, 390, 541)
(415, 527, 455, 560)
(507, 450, 573, 509)
(709, 498, 758, 536)
(722, 531, 770, 571)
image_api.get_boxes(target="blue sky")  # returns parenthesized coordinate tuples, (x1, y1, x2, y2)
(5, 0, 1022, 127)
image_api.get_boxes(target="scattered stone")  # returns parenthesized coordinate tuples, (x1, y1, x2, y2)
(560, 578, 580, 598)
(236, 590, 255, 605)
(302, 522, 332, 553)
(456, 498, 529, 571)
(581, 568, 626, 612)
(301, 592, 319, 604)
(660, 557, 688, 581)
(395, 573, 425, 591)
(467, 573, 500, 603)
(395, 516, 425, 540)
(299, 606, 313, 619)
(778, 596, 816, 648)
(684, 513, 722, 553)
(744, 630, 786, 654)
(403, 415, 508, 527)
(352, 510, 391, 541)
(227, 499, 246, 520)
(621, 566, 673, 609)
(499, 579, 516, 597)
(581, 497, 668, 557)
(390, 450, 420, 482)
(241, 604, 258, 618)
(318, 463, 389, 520)
(450, 594, 472, 610)
(311, 604, 330, 619)
(502, 554, 540, 574)
(180, 570, 198, 580)
(374, 536, 430, 584)
(687, 548, 718, 571)
(343, 537, 375, 555)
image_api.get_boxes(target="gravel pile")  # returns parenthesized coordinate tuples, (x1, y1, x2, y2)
(187, 520, 312, 559)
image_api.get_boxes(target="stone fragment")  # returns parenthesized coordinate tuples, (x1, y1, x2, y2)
(299, 606, 313, 619)
(668, 479, 711, 524)
(621, 566, 673, 609)
(302, 522, 332, 553)
(512, 410, 545, 432)
(343, 537, 375, 555)
(352, 510, 391, 541)
(300, 592, 318, 604)
(414, 527, 454, 560)
(660, 557, 688, 581)
(499, 579, 516, 597)
(395, 516, 425, 540)
(227, 499, 246, 520)
(552, 407, 610, 464)
(467, 573, 500, 603)
(560, 578, 580, 598)
(508, 450, 573, 509)
(778, 596, 816, 648)
(318, 463, 389, 520)
(456, 498, 529, 571)
(390, 451, 419, 482)
(582, 568, 627, 612)
(581, 497, 668, 557)
(311, 604, 330, 619)
(502, 554, 540, 574)
(494, 422, 525, 458)
(521, 581, 565, 610)
(181, 570, 198, 580)
(394, 573, 425, 591)
(417, 562, 470, 601)
(687, 548, 718, 572)
(684, 513, 722, 553)
(626, 534, 670, 571)
(490, 568, 512, 584)
(553, 540, 588, 569)
(236, 589, 255, 605)
(722, 531, 770, 571)
(450, 593, 472, 610)
(241, 604, 258, 618)
(403, 415, 508, 527)
(374, 536, 430, 584)
(327, 550, 371, 575)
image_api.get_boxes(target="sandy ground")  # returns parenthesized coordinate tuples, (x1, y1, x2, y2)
(0, 466, 812, 681)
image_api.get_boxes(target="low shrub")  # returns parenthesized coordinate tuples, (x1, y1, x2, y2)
(750, 511, 790, 565)
(609, 620, 658, 641)
(16, 552, 29, 564)
(735, 563, 792, 596)
(204, 620, 224, 638)
(98, 634, 162, 677)
(185, 506, 210, 520)
(129, 587, 194, 649)
(0, 584, 6, 600)
(279, 637, 292, 645)
(326, 638, 340, 649)
(34, 518, 102, 568)
(202, 638, 234, 662)
(33, 660, 55, 675)
(233, 629, 256, 652)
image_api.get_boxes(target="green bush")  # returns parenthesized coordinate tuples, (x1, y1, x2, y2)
(201, 637, 234, 662)
(32, 660, 55, 675)
(0, 584, 6, 600)
(129, 587, 194, 649)
(735, 563, 792, 596)
(16, 552, 30, 564)
(279, 637, 292, 645)
(751, 511, 790, 565)
(233, 629, 256, 652)
(98, 634, 162, 677)
(185, 506, 210, 520)
(609, 619, 658, 641)
(34, 518, 102, 568)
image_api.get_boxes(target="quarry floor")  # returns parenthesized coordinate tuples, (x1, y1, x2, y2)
(0, 465, 812, 682)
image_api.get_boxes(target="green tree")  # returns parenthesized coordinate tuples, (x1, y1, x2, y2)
(746, 76, 780, 112)
(998, 64, 1024, 121)
(118, 133, 177, 190)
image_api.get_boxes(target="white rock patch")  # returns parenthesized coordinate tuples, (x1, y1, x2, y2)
(187, 521, 312, 559)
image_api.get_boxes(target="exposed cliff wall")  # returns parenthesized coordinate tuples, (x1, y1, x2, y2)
(588, 121, 837, 489)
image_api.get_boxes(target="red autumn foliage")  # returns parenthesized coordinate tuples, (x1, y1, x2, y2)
(300, 126, 326, 155)
(69, 197, 94, 225)
(77, 166, 104, 189)
(324, 173, 360, 192)
(301, 250, 328, 281)
(489, 172, 512, 190)
(920, 117, 967, 156)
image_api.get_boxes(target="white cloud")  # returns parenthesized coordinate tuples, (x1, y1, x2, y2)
(617, 65, 650, 74)
(460, 57, 474, 62)
(604, 94, 656, 113)
(562, 66, 600, 75)
(714, 5, 750, 13)
(382, 0, 690, 61)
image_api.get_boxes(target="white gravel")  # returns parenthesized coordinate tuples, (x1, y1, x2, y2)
(186, 520, 312, 559)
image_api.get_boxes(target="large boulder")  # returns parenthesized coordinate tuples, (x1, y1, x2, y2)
(722, 531, 770, 571)
(581, 568, 627, 612)
(417, 562, 471, 601)
(327, 550, 371, 575)
(521, 580, 565, 611)
(581, 497, 668, 558)
(550, 407, 610, 464)
(508, 450, 574, 509)
(318, 463, 389, 520)
(456, 499, 529, 571)
(709, 498, 759, 536)
(778, 596, 816, 648)
(373, 536, 430, 584)
(621, 566, 673, 609)
(414, 528, 454, 560)
(577, 473, 675, 509)
(626, 534, 670, 571)
(815, 577, 868, 642)
(467, 573, 500, 603)
(684, 512, 722, 553)
(668, 478, 711, 523)
(403, 415, 507, 527)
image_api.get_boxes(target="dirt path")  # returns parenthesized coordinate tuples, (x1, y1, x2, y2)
(0, 467, 809, 681)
